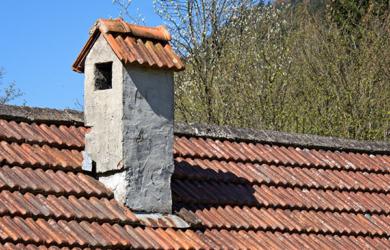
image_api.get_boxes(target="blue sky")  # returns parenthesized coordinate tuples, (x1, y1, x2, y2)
(0, 1, 162, 110)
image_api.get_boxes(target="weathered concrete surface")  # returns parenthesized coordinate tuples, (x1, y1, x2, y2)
(122, 66, 174, 213)
(81, 151, 93, 172)
(99, 170, 127, 204)
(84, 35, 124, 174)
(84, 34, 174, 213)
(135, 213, 190, 228)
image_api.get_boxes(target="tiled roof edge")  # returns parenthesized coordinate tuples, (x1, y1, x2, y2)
(175, 123, 390, 154)
(0, 104, 83, 126)
(0, 104, 388, 153)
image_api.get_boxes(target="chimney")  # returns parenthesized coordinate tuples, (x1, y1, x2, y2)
(73, 18, 184, 213)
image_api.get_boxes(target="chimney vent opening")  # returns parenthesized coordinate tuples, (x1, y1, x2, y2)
(94, 62, 112, 90)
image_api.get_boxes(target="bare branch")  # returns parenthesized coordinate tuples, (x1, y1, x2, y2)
(0, 68, 23, 104)
(112, 0, 145, 24)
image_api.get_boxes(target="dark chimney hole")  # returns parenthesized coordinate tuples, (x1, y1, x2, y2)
(94, 62, 112, 90)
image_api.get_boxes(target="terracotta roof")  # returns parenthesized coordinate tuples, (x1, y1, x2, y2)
(72, 18, 184, 73)
(1, 104, 390, 249)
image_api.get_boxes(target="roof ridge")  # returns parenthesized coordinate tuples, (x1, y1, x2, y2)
(0, 104, 389, 153)
(0, 104, 83, 126)
(175, 124, 390, 154)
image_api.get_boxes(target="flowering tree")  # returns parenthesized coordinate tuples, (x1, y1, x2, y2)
(154, 0, 262, 123)
(114, 1, 390, 141)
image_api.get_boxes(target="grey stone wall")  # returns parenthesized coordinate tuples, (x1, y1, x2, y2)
(83, 34, 174, 213)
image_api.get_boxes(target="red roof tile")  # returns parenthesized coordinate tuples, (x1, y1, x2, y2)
(1, 105, 390, 249)
(72, 18, 184, 73)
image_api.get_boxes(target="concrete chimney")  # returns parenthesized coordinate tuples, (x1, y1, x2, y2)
(72, 19, 184, 213)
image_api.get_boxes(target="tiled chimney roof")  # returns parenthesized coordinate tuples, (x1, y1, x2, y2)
(72, 18, 184, 73)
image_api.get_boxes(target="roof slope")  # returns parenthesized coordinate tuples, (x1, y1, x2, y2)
(0, 105, 390, 249)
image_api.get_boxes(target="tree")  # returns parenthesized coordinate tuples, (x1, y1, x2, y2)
(0, 68, 22, 104)
(329, 0, 389, 27)
(275, 0, 390, 31)
(112, 0, 145, 24)
(154, 0, 263, 124)
(114, 1, 390, 141)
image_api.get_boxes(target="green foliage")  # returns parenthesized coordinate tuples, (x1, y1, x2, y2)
(329, 0, 389, 28)
(161, 1, 390, 141)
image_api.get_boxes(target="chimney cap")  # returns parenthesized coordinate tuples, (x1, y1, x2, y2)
(93, 18, 172, 41)
(72, 18, 184, 73)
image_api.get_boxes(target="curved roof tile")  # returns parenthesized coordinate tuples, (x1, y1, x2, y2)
(72, 18, 184, 73)
(1, 104, 390, 249)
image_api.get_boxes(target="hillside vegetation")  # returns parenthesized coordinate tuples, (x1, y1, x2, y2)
(154, 0, 390, 141)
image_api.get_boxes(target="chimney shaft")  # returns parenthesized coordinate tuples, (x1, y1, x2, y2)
(76, 19, 184, 214)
